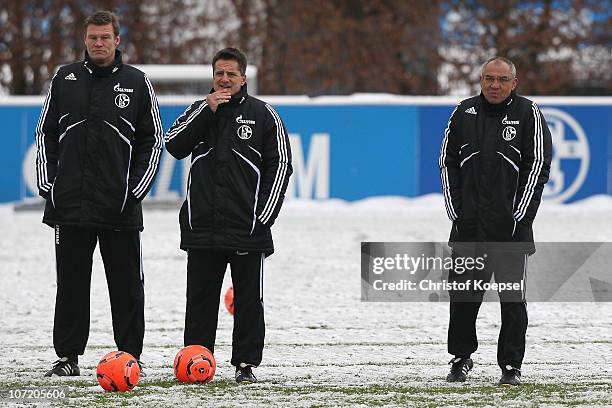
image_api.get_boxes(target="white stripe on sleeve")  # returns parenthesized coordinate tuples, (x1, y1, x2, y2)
(164, 101, 208, 142)
(35, 72, 58, 192)
(133, 76, 164, 199)
(513, 103, 544, 222)
(439, 106, 459, 221)
(259, 104, 290, 224)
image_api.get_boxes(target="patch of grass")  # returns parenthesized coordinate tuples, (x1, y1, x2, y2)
(2, 377, 610, 407)
(219, 382, 612, 407)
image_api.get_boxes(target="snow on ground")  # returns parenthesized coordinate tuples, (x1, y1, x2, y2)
(0, 195, 611, 407)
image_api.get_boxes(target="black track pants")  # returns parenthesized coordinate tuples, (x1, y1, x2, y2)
(53, 225, 144, 360)
(184, 250, 265, 367)
(447, 251, 528, 369)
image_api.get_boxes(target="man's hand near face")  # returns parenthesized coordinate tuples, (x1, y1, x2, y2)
(207, 89, 232, 113)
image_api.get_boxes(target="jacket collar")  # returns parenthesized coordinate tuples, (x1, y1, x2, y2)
(83, 49, 123, 77)
(479, 90, 515, 113)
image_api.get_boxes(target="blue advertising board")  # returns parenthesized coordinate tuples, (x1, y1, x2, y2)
(1, 96, 610, 204)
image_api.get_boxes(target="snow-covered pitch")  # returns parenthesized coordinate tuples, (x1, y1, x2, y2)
(1, 195, 611, 407)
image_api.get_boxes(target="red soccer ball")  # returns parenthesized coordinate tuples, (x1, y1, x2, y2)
(96, 350, 140, 392)
(224, 286, 234, 315)
(174, 345, 216, 384)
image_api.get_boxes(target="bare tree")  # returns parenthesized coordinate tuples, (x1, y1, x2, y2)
(0, 0, 238, 94)
(1, 0, 123, 94)
(0, 0, 444, 96)
(440, 0, 612, 95)
(258, 0, 443, 95)
(1, 0, 608, 95)
(229, 0, 266, 59)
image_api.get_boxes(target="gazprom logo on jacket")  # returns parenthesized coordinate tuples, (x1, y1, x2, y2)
(541, 108, 590, 203)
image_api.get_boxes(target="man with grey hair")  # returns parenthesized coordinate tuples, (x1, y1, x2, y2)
(439, 57, 552, 385)
(37, 10, 162, 377)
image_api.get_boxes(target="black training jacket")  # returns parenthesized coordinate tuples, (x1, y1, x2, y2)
(35, 50, 163, 231)
(439, 91, 552, 250)
(165, 84, 292, 255)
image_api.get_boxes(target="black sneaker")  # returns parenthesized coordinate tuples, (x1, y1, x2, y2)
(446, 357, 473, 382)
(499, 365, 521, 386)
(235, 365, 257, 383)
(137, 360, 147, 378)
(44, 357, 80, 377)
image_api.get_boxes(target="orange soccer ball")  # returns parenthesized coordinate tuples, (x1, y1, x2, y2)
(224, 286, 234, 315)
(173, 345, 216, 384)
(96, 351, 140, 392)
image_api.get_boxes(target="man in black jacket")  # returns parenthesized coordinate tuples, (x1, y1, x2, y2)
(439, 57, 552, 386)
(165, 48, 292, 383)
(36, 11, 163, 376)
